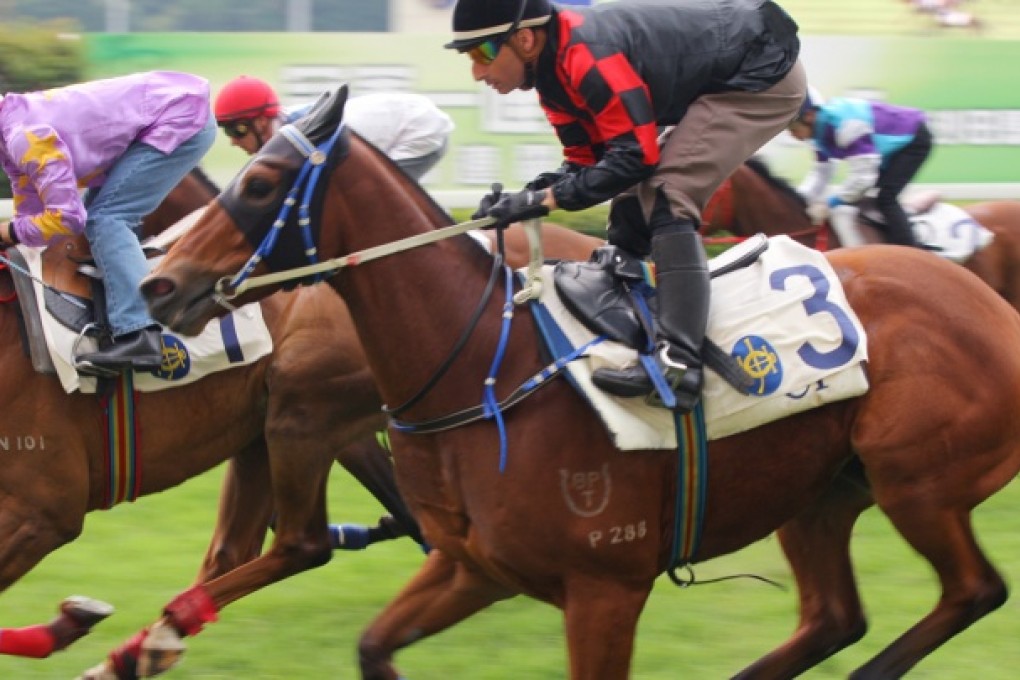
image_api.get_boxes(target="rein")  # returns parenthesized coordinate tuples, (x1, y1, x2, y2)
(384, 251, 506, 419)
(387, 260, 604, 472)
(215, 215, 500, 300)
(384, 226, 587, 473)
(703, 225, 827, 249)
(0, 252, 89, 309)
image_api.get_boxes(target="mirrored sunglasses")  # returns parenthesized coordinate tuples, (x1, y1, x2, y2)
(467, 38, 502, 66)
(220, 120, 252, 140)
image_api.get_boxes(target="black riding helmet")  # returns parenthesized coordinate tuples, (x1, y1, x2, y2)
(445, 0, 553, 52)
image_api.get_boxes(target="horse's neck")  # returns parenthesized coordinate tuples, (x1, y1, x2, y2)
(328, 176, 533, 417)
(732, 166, 811, 237)
(143, 207, 207, 251)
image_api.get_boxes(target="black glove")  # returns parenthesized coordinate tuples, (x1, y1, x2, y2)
(472, 182, 504, 220)
(486, 189, 550, 229)
(525, 162, 578, 191)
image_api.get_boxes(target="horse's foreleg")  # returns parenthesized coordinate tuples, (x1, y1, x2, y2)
(734, 471, 872, 679)
(562, 574, 652, 680)
(849, 501, 1007, 679)
(196, 443, 274, 580)
(85, 443, 275, 679)
(359, 549, 515, 680)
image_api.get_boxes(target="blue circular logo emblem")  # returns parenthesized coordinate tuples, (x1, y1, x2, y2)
(149, 334, 191, 380)
(731, 335, 783, 396)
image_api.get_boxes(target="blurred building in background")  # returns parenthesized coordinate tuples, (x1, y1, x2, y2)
(0, 0, 611, 32)
(0, 0, 1015, 208)
(0, 0, 389, 32)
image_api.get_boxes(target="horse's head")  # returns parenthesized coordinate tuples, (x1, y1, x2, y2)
(143, 85, 351, 335)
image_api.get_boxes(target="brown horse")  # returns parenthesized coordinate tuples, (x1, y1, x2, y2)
(702, 157, 1020, 314)
(0, 157, 449, 664)
(700, 157, 822, 248)
(141, 86, 1020, 679)
(74, 179, 601, 676)
(0, 265, 375, 665)
(142, 166, 425, 555)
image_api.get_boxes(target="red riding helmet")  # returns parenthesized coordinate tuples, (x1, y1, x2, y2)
(214, 76, 280, 123)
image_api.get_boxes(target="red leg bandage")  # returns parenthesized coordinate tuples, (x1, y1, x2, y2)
(0, 625, 55, 658)
(163, 585, 219, 636)
(109, 628, 148, 678)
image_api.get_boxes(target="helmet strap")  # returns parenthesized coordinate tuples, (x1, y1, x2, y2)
(253, 115, 280, 151)
(507, 29, 542, 91)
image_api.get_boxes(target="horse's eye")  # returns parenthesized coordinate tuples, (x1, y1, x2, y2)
(245, 177, 275, 199)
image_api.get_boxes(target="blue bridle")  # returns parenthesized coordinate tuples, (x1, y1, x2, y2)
(223, 121, 345, 294)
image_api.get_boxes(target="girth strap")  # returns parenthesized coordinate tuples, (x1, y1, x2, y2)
(388, 336, 604, 435)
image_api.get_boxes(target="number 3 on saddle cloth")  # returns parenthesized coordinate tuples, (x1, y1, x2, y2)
(528, 235, 870, 450)
(1, 237, 273, 395)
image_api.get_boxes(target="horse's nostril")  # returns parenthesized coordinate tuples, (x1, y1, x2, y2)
(144, 278, 176, 299)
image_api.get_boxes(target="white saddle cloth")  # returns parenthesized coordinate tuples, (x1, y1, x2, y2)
(18, 244, 273, 395)
(534, 236, 870, 449)
(909, 202, 994, 263)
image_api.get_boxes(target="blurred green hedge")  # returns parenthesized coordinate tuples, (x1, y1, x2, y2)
(0, 20, 87, 199)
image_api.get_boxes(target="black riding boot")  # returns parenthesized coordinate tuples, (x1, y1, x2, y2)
(75, 325, 164, 375)
(591, 228, 709, 413)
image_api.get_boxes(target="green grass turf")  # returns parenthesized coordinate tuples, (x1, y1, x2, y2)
(2, 457, 1020, 678)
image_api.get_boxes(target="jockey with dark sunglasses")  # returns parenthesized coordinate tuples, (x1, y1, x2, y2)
(447, 0, 806, 413)
(213, 76, 454, 182)
(213, 75, 280, 155)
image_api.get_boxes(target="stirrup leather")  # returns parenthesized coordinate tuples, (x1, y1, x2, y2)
(641, 344, 691, 410)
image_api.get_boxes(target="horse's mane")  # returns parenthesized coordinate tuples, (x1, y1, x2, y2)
(189, 165, 222, 196)
(349, 129, 455, 229)
(744, 156, 807, 208)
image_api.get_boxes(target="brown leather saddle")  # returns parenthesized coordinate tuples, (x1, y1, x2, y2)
(2, 235, 163, 375)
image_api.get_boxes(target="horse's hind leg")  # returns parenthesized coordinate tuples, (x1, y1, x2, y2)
(0, 496, 113, 658)
(334, 436, 425, 548)
(358, 549, 515, 680)
(735, 469, 873, 679)
(849, 495, 1007, 678)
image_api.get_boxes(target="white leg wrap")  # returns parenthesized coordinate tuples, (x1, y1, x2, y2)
(830, 205, 868, 247)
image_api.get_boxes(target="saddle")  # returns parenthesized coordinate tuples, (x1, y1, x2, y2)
(4, 235, 165, 375)
(552, 235, 769, 394)
(1, 209, 272, 395)
(850, 195, 994, 262)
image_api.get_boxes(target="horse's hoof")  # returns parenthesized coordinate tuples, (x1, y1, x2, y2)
(75, 660, 119, 680)
(136, 621, 186, 678)
(61, 595, 115, 626)
(49, 596, 115, 652)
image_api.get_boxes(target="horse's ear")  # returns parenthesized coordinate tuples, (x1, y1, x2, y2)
(298, 84, 349, 145)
